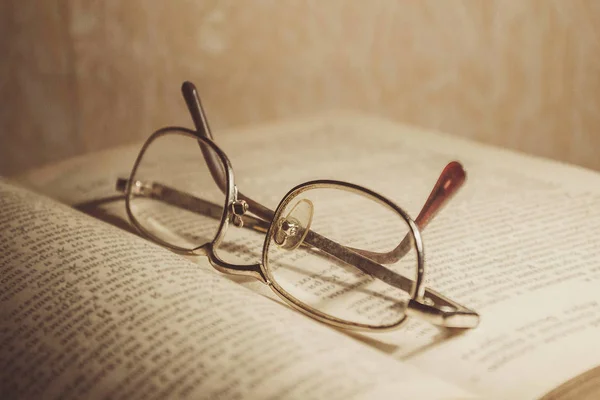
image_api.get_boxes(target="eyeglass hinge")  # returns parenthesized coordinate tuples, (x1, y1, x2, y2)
(231, 199, 249, 228)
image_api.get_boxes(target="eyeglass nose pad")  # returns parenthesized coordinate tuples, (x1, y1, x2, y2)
(273, 199, 314, 251)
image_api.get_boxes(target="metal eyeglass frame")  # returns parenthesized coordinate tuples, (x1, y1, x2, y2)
(116, 81, 479, 332)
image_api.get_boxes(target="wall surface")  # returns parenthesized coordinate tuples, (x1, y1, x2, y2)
(2, 0, 600, 175)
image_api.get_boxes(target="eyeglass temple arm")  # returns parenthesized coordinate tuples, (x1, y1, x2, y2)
(182, 81, 276, 222)
(115, 178, 478, 328)
(350, 162, 466, 264)
(306, 230, 479, 328)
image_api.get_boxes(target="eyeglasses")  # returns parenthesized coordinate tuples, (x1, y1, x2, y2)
(116, 81, 479, 331)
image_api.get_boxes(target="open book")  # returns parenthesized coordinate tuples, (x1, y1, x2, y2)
(3, 112, 600, 399)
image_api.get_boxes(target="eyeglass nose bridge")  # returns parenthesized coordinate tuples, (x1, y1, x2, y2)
(273, 199, 314, 251)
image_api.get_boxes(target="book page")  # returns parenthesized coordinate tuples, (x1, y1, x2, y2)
(0, 180, 469, 400)
(334, 116, 600, 400)
(13, 112, 600, 398)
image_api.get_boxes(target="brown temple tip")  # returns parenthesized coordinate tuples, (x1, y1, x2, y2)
(443, 161, 467, 191)
(180, 81, 213, 139)
(415, 161, 466, 229)
(181, 81, 196, 101)
(181, 81, 200, 120)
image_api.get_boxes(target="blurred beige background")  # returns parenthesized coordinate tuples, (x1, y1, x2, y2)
(1, 0, 600, 175)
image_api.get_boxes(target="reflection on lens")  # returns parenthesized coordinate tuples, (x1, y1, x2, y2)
(265, 185, 418, 328)
(128, 130, 226, 251)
